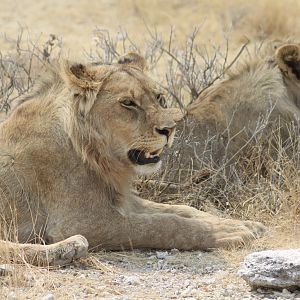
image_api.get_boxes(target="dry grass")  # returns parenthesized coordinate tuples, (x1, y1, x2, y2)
(0, 0, 300, 298)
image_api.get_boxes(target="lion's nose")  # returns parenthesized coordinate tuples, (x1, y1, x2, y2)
(155, 125, 176, 138)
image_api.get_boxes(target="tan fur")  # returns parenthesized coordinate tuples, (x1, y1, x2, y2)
(0, 54, 265, 266)
(187, 42, 300, 166)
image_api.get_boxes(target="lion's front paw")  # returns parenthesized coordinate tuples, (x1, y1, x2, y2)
(50, 234, 89, 265)
(213, 219, 267, 249)
(242, 220, 266, 238)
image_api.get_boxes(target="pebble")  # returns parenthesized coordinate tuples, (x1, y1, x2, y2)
(201, 278, 216, 285)
(156, 251, 169, 259)
(124, 275, 140, 285)
(170, 248, 180, 255)
(41, 294, 55, 300)
(273, 289, 296, 299)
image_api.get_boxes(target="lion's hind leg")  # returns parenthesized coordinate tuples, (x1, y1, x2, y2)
(0, 235, 88, 266)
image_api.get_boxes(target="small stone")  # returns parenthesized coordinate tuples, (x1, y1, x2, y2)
(273, 288, 296, 299)
(201, 278, 216, 285)
(148, 255, 156, 260)
(170, 248, 180, 255)
(125, 275, 140, 286)
(181, 286, 193, 297)
(256, 288, 268, 294)
(41, 294, 55, 300)
(283, 288, 293, 294)
(156, 251, 169, 259)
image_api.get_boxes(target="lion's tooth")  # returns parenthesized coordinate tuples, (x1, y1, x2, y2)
(145, 152, 150, 158)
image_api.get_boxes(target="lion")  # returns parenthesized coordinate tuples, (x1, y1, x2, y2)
(167, 42, 300, 181)
(0, 53, 265, 266)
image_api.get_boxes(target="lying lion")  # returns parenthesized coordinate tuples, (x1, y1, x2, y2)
(0, 53, 265, 266)
(174, 42, 300, 176)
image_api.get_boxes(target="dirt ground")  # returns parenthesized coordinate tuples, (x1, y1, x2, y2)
(2, 245, 300, 299)
(1, 0, 300, 299)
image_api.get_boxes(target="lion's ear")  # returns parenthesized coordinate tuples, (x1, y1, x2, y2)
(62, 61, 102, 116)
(117, 52, 147, 71)
(63, 61, 102, 91)
(275, 44, 300, 80)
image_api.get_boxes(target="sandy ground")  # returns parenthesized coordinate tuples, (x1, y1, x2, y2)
(3, 0, 296, 55)
(1, 0, 300, 299)
(2, 248, 300, 299)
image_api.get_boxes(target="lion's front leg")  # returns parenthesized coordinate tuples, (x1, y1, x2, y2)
(100, 208, 266, 250)
(127, 196, 212, 218)
(0, 235, 88, 266)
(123, 197, 266, 249)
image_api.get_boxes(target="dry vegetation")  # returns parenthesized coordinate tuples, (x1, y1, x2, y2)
(0, 0, 300, 299)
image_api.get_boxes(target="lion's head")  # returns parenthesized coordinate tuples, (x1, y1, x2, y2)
(188, 41, 300, 134)
(167, 42, 300, 181)
(58, 53, 183, 192)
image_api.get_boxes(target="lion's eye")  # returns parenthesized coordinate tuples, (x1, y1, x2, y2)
(121, 98, 138, 108)
(157, 94, 167, 108)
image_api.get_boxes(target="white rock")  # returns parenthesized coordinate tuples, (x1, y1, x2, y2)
(239, 249, 300, 290)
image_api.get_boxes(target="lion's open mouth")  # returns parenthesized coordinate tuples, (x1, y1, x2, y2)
(128, 149, 163, 165)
